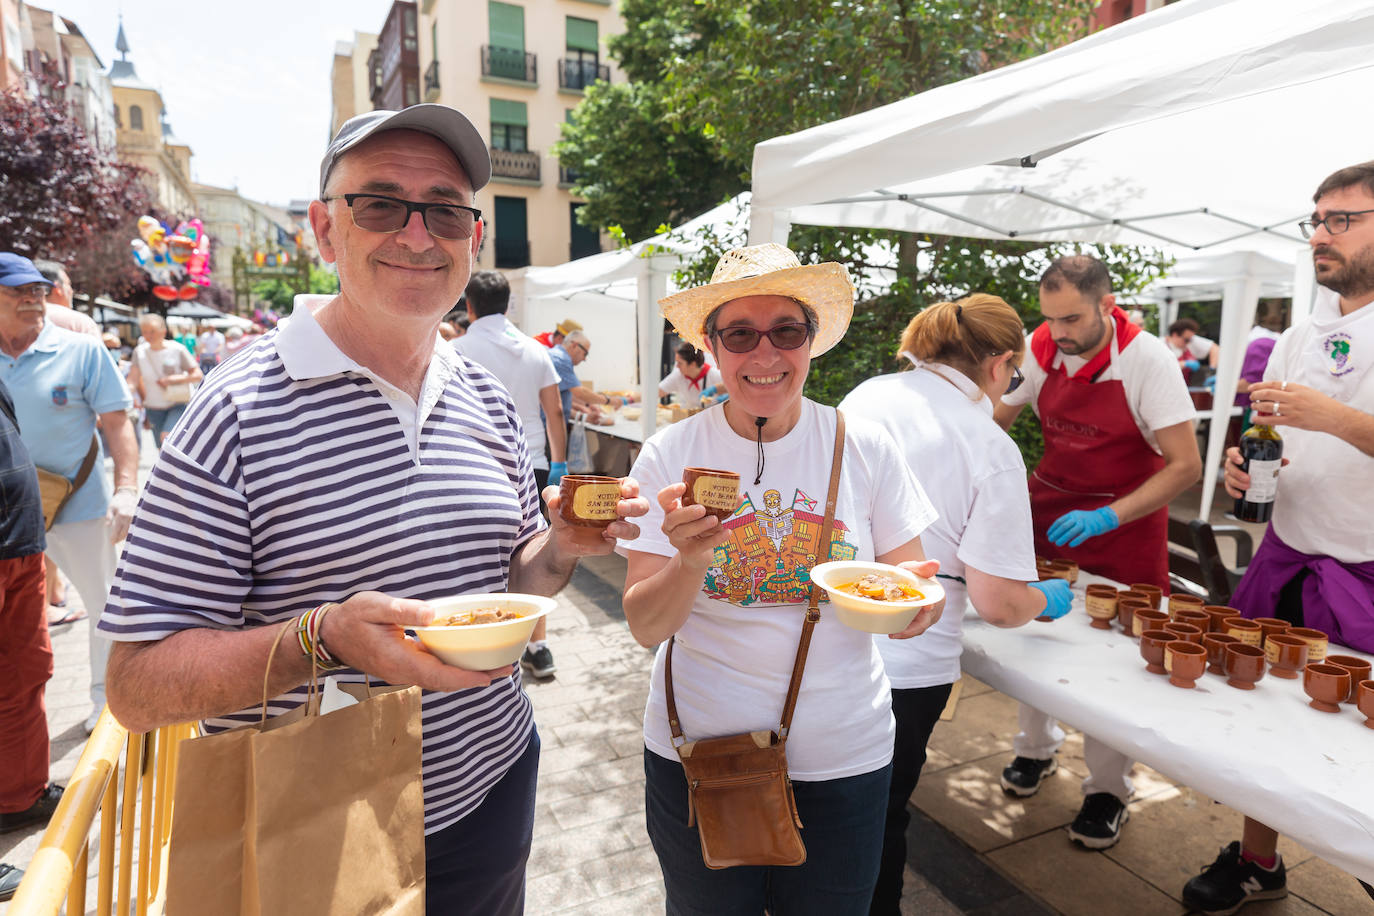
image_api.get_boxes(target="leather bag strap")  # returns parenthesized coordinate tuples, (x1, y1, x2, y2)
(71, 435, 99, 492)
(664, 409, 847, 746)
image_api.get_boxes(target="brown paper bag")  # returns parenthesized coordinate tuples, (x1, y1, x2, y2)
(166, 682, 426, 915)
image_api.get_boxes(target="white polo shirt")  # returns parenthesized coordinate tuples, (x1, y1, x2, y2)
(452, 313, 560, 469)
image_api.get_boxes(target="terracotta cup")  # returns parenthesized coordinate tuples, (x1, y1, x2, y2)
(1163, 621, 1204, 645)
(1175, 609, 1211, 631)
(1358, 680, 1374, 729)
(1117, 589, 1150, 607)
(1303, 662, 1351, 713)
(1324, 655, 1372, 704)
(1128, 583, 1163, 610)
(1203, 605, 1240, 634)
(1203, 632, 1240, 675)
(1168, 592, 1205, 618)
(1048, 559, 1079, 584)
(1263, 633, 1310, 680)
(1133, 608, 1170, 638)
(1035, 556, 1050, 570)
(681, 467, 741, 522)
(1252, 617, 1291, 647)
(558, 474, 622, 543)
(1288, 627, 1329, 663)
(1224, 643, 1267, 690)
(1140, 629, 1173, 675)
(1084, 585, 1118, 630)
(1117, 599, 1151, 638)
(1164, 640, 1207, 689)
(1223, 617, 1263, 647)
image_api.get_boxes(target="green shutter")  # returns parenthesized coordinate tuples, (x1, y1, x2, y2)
(565, 17, 598, 53)
(490, 98, 528, 127)
(489, 2, 524, 52)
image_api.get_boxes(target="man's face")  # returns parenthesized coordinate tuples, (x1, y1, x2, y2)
(1038, 284, 1111, 357)
(308, 129, 483, 324)
(566, 339, 589, 365)
(46, 273, 72, 306)
(707, 295, 811, 419)
(1167, 329, 1195, 349)
(0, 282, 51, 338)
(1310, 185, 1374, 300)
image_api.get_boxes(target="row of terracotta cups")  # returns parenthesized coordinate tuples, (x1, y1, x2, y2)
(1066, 579, 1374, 724)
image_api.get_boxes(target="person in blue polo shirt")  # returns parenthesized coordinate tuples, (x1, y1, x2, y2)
(0, 252, 138, 734)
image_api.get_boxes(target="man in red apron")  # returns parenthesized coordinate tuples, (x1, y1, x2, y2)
(994, 255, 1200, 849)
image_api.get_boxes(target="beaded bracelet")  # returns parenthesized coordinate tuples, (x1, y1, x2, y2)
(295, 602, 346, 671)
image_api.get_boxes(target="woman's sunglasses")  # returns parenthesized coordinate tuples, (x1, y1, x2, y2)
(712, 322, 811, 354)
(1006, 366, 1025, 394)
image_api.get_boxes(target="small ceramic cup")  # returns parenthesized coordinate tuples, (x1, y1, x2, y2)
(1084, 585, 1118, 630)
(1358, 680, 1374, 729)
(1163, 621, 1204, 645)
(1133, 609, 1170, 638)
(1168, 593, 1205, 618)
(1140, 629, 1173, 675)
(1252, 617, 1291, 647)
(1174, 609, 1211, 632)
(1263, 633, 1310, 680)
(1203, 605, 1240, 634)
(1224, 643, 1266, 690)
(1048, 559, 1079, 584)
(1128, 583, 1163, 611)
(1303, 662, 1350, 713)
(1117, 599, 1152, 638)
(558, 474, 623, 544)
(1164, 640, 1207, 689)
(681, 467, 741, 522)
(1288, 627, 1329, 663)
(1203, 632, 1240, 675)
(1324, 655, 1372, 704)
(1223, 617, 1263, 647)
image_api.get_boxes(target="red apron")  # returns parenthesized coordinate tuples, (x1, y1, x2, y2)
(1029, 313, 1170, 589)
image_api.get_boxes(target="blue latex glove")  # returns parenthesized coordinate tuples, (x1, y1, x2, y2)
(1204, 375, 1217, 392)
(1182, 358, 1200, 372)
(548, 461, 567, 486)
(1029, 579, 1073, 620)
(1047, 506, 1119, 548)
(701, 386, 718, 398)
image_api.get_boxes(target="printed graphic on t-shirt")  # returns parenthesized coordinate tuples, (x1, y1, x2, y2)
(1324, 332, 1353, 376)
(702, 486, 856, 607)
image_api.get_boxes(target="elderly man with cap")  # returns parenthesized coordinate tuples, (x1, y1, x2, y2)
(0, 252, 138, 734)
(533, 317, 581, 349)
(98, 105, 649, 914)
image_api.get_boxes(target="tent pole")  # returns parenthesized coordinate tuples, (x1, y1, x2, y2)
(637, 256, 674, 441)
(1289, 250, 1316, 325)
(747, 207, 792, 247)
(1198, 276, 1259, 519)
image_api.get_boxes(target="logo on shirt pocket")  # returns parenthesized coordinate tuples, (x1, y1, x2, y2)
(51, 385, 69, 407)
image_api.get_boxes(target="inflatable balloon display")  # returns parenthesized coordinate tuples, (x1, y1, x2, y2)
(132, 215, 211, 301)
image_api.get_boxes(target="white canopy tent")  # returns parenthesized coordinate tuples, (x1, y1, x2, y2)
(749, 0, 1374, 517)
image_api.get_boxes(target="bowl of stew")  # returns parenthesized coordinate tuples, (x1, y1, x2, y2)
(808, 561, 944, 634)
(412, 593, 558, 669)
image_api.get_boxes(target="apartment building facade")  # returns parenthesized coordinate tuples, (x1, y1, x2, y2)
(108, 23, 196, 216)
(330, 30, 379, 138)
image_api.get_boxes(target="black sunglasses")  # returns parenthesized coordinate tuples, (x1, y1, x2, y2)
(712, 322, 812, 354)
(1006, 366, 1025, 394)
(321, 193, 482, 240)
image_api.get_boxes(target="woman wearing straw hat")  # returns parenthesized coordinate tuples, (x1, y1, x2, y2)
(839, 294, 1074, 914)
(619, 243, 944, 914)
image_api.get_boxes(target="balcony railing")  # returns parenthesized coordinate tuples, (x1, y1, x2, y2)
(482, 45, 537, 83)
(558, 59, 609, 92)
(495, 237, 531, 269)
(424, 59, 440, 101)
(490, 148, 541, 183)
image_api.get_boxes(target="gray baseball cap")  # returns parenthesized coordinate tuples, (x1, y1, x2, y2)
(318, 104, 491, 197)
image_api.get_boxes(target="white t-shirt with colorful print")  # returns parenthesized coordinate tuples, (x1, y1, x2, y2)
(619, 400, 936, 780)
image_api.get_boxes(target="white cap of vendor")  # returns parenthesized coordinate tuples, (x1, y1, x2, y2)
(319, 104, 492, 196)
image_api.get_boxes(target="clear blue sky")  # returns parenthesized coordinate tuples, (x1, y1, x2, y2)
(51, 0, 394, 206)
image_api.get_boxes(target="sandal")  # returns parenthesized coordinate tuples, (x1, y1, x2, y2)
(47, 607, 86, 626)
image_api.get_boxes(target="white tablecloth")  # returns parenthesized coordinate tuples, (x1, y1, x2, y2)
(959, 572, 1374, 883)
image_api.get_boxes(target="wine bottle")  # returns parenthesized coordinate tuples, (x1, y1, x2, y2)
(1234, 424, 1283, 522)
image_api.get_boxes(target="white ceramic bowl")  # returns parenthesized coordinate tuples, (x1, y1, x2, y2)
(412, 593, 558, 669)
(809, 561, 944, 634)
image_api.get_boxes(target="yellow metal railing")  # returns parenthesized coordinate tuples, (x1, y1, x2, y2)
(9, 709, 195, 916)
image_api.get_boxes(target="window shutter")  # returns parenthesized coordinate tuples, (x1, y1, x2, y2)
(565, 17, 598, 53)
(488, 2, 525, 52)
(490, 98, 528, 127)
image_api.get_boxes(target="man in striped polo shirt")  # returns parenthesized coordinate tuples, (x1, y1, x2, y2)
(99, 105, 649, 915)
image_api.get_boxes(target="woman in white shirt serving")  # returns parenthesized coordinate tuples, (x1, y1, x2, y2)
(620, 243, 944, 915)
(659, 342, 728, 406)
(839, 294, 1073, 915)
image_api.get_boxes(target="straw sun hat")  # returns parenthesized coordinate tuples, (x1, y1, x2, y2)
(658, 243, 854, 358)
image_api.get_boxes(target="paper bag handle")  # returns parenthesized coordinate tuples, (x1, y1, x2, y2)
(261, 616, 324, 728)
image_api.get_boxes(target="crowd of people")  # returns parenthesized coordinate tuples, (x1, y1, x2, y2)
(0, 101, 1370, 916)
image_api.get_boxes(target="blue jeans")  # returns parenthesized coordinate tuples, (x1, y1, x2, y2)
(644, 748, 891, 916)
(144, 404, 187, 450)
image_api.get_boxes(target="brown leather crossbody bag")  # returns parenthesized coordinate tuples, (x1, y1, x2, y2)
(663, 410, 846, 869)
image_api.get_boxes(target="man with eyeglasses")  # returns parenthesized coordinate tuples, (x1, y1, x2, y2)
(993, 254, 1201, 850)
(97, 105, 649, 914)
(1182, 163, 1374, 916)
(0, 252, 138, 738)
